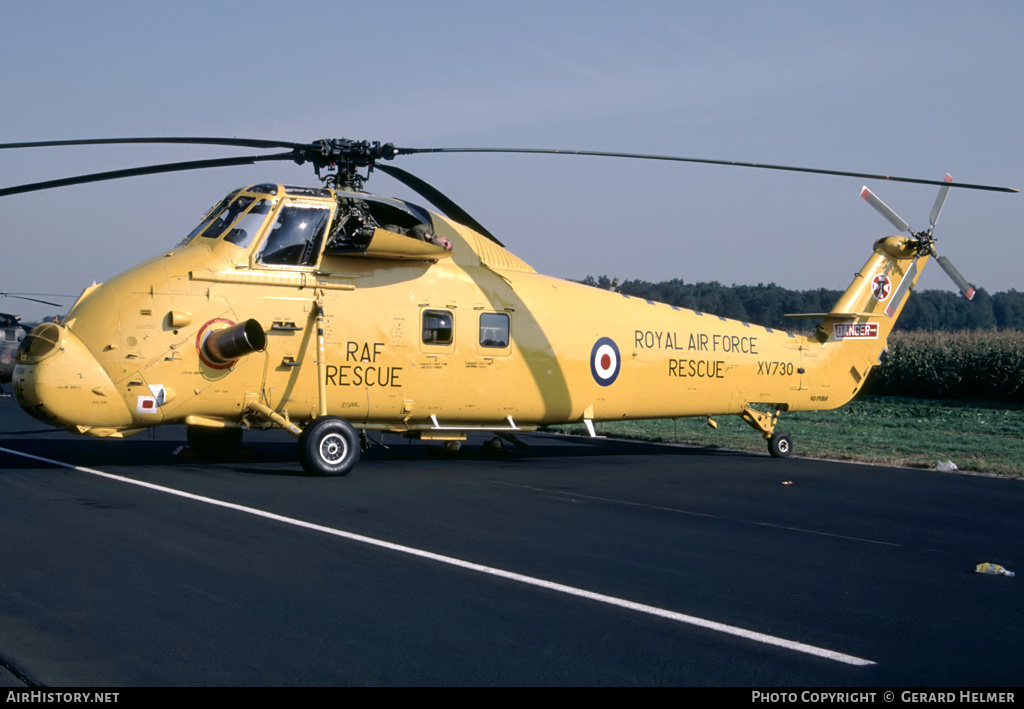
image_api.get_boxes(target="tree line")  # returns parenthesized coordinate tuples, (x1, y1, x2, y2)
(577, 277, 1024, 332)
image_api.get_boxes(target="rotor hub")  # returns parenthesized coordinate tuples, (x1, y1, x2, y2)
(300, 139, 398, 191)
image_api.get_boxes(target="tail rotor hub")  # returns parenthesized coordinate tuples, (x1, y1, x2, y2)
(860, 175, 977, 300)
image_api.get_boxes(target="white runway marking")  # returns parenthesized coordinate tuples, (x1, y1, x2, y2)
(1, 445, 874, 666)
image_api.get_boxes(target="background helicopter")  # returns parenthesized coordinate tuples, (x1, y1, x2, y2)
(0, 293, 66, 397)
(0, 138, 1016, 474)
(0, 312, 23, 397)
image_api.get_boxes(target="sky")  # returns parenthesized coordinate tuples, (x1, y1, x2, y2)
(1, 0, 1021, 322)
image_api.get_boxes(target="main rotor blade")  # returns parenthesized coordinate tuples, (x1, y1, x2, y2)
(929, 173, 954, 228)
(936, 255, 976, 300)
(6, 138, 1017, 193)
(374, 163, 504, 246)
(0, 153, 298, 197)
(396, 147, 1019, 193)
(0, 137, 308, 151)
(0, 293, 63, 307)
(860, 187, 911, 233)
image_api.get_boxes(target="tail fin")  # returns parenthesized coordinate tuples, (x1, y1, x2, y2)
(819, 236, 925, 343)
(814, 236, 928, 398)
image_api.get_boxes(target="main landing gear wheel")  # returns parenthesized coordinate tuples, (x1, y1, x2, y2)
(769, 432, 792, 458)
(187, 425, 243, 456)
(299, 416, 361, 476)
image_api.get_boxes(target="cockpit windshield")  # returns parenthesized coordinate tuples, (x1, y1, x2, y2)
(176, 190, 276, 249)
(223, 199, 272, 249)
(177, 192, 236, 247)
(202, 196, 254, 239)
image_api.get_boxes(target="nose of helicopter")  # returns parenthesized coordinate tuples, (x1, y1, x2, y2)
(14, 323, 134, 431)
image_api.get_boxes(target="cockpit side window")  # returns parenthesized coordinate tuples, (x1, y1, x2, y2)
(257, 204, 332, 267)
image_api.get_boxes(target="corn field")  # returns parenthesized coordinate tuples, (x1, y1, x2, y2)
(864, 330, 1024, 401)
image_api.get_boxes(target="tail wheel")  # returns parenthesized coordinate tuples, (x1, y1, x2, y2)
(299, 416, 360, 476)
(769, 432, 792, 458)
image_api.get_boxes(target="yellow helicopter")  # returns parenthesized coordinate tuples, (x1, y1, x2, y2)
(2, 138, 1016, 475)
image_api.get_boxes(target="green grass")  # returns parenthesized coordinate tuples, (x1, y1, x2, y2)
(546, 396, 1024, 477)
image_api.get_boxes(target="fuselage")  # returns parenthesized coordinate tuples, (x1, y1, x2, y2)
(13, 183, 917, 439)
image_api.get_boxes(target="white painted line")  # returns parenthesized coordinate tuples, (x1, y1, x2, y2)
(0, 445, 874, 666)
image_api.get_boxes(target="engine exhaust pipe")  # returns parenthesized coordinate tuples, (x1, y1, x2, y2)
(202, 319, 267, 365)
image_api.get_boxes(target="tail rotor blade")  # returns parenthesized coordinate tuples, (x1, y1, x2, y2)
(861, 187, 911, 233)
(936, 255, 976, 300)
(929, 174, 954, 228)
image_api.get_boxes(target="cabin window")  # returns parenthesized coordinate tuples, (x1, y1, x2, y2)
(479, 313, 509, 348)
(422, 310, 453, 345)
(223, 199, 272, 249)
(257, 205, 332, 267)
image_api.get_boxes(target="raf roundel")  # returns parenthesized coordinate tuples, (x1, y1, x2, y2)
(590, 337, 621, 387)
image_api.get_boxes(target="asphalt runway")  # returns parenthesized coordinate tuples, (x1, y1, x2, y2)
(0, 395, 1021, 687)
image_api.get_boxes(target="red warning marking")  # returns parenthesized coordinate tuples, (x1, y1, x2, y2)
(871, 274, 892, 302)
